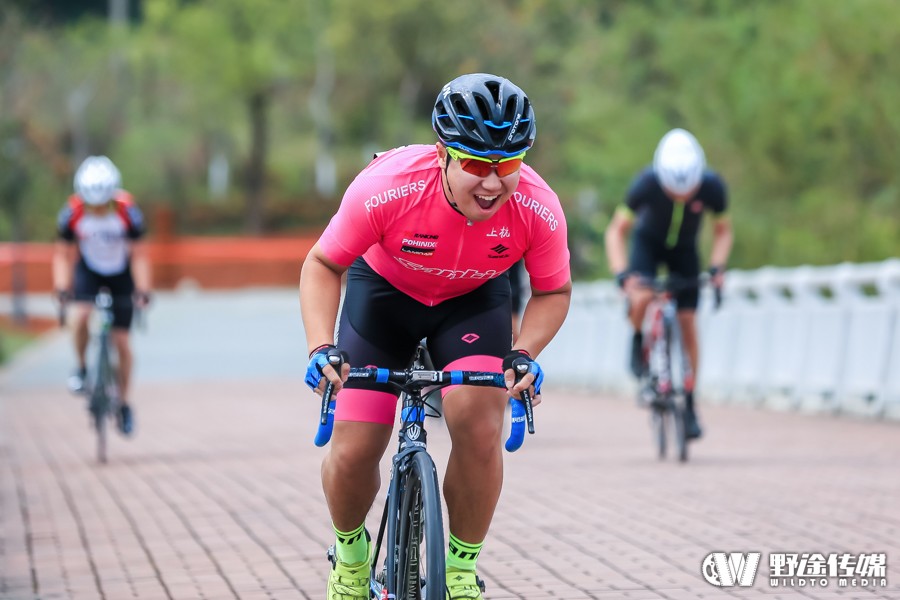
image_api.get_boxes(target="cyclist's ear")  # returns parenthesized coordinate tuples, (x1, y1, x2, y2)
(435, 143, 449, 167)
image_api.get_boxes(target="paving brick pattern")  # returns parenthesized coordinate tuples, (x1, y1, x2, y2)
(2, 286, 899, 600)
(3, 375, 899, 600)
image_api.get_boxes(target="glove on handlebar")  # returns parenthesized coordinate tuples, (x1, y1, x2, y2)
(502, 349, 544, 395)
(305, 345, 349, 392)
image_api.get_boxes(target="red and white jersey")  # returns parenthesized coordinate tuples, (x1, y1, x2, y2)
(57, 192, 145, 275)
(319, 145, 570, 306)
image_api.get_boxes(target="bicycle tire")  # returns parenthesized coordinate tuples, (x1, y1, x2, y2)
(90, 342, 118, 464)
(651, 405, 666, 460)
(394, 451, 445, 600)
(90, 380, 109, 464)
(673, 403, 688, 462)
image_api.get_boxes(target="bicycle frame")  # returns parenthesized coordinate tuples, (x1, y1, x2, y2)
(639, 279, 694, 462)
(85, 289, 121, 464)
(314, 346, 534, 599)
(378, 355, 442, 599)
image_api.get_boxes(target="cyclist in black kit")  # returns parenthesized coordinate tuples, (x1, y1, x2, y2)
(604, 129, 733, 439)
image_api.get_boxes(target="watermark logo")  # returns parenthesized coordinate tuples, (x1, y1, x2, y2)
(769, 552, 887, 589)
(701, 552, 888, 589)
(701, 552, 761, 587)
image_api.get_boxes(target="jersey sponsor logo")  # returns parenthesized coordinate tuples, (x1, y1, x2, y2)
(461, 333, 480, 344)
(400, 231, 439, 256)
(364, 179, 427, 212)
(488, 243, 510, 259)
(513, 192, 559, 231)
(394, 256, 499, 281)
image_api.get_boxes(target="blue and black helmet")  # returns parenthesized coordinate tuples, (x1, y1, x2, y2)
(432, 73, 536, 157)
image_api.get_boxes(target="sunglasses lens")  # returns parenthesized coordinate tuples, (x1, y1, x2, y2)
(496, 158, 523, 177)
(460, 159, 493, 177)
(459, 157, 523, 177)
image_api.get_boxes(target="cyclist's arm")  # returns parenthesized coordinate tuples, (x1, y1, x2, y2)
(130, 240, 152, 293)
(52, 240, 75, 292)
(709, 213, 733, 270)
(514, 279, 572, 360)
(604, 206, 634, 275)
(299, 241, 349, 355)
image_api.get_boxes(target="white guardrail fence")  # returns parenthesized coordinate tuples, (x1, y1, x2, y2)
(540, 259, 900, 421)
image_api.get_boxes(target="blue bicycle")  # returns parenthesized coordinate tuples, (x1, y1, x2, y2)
(314, 345, 534, 600)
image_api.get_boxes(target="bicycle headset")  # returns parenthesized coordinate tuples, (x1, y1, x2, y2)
(653, 128, 706, 197)
(431, 73, 536, 158)
(74, 156, 122, 206)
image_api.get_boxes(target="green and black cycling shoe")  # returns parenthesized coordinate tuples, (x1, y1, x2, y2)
(446, 567, 486, 600)
(326, 535, 371, 600)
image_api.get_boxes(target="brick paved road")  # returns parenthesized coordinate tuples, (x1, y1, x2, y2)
(2, 290, 899, 600)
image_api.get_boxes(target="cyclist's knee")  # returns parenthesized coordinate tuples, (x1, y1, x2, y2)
(112, 330, 132, 352)
(329, 422, 391, 466)
(444, 389, 505, 445)
(72, 305, 92, 329)
(628, 295, 652, 326)
(677, 310, 697, 329)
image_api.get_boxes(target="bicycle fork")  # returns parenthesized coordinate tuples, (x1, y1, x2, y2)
(649, 302, 675, 395)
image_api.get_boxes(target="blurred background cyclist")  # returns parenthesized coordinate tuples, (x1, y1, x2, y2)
(52, 156, 152, 436)
(604, 129, 733, 440)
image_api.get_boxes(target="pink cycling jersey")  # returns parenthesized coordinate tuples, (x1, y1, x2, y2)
(319, 144, 570, 306)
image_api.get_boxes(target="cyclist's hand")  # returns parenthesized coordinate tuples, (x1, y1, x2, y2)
(502, 349, 544, 406)
(133, 290, 152, 309)
(708, 265, 726, 288)
(616, 271, 642, 295)
(305, 345, 350, 396)
(54, 290, 71, 326)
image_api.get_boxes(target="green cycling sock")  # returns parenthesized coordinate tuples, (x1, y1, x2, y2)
(334, 523, 368, 564)
(446, 533, 483, 571)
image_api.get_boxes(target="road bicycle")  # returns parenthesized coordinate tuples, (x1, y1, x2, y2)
(314, 344, 534, 599)
(636, 275, 719, 462)
(60, 289, 140, 464)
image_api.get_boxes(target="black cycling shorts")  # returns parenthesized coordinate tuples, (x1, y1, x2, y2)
(337, 257, 513, 397)
(73, 259, 136, 329)
(628, 235, 700, 309)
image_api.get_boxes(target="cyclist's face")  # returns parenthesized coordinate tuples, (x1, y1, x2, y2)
(437, 143, 521, 222)
(84, 201, 113, 214)
(663, 186, 699, 203)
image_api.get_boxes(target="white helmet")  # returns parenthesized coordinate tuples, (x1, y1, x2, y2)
(653, 128, 705, 197)
(74, 156, 121, 205)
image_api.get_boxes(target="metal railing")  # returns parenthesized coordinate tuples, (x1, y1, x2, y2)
(541, 259, 900, 421)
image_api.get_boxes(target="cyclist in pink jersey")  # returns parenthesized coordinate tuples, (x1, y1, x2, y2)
(300, 73, 571, 600)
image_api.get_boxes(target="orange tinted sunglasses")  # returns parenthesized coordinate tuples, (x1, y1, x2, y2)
(445, 146, 526, 178)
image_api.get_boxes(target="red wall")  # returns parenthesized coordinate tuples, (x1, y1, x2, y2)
(0, 236, 319, 293)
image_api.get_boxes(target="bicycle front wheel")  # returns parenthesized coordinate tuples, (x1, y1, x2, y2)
(393, 451, 445, 600)
(90, 386, 109, 464)
(672, 403, 688, 462)
(651, 405, 667, 460)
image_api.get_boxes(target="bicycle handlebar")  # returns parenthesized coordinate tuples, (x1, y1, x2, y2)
(55, 289, 148, 329)
(313, 352, 535, 452)
(634, 274, 722, 310)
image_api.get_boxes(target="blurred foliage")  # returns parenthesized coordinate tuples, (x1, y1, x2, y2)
(1, 0, 898, 279)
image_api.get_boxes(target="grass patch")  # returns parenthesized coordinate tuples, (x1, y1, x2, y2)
(0, 315, 57, 365)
